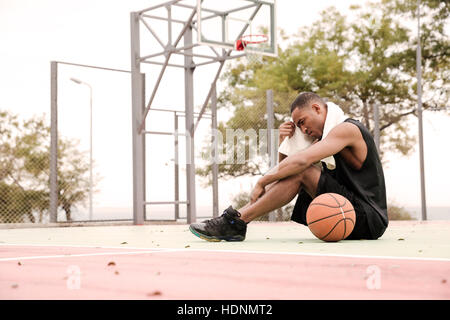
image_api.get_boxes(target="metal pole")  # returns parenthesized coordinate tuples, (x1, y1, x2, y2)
(267, 89, 276, 168)
(50, 61, 58, 223)
(89, 84, 93, 221)
(184, 25, 197, 224)
(373, 102, 380, 153)
(211, 86, 219, 218)
(416, 0, 427, 221)
(130, 12, 146, 224)
(174, 113, 180, 220)
(266, 89, 276, 222)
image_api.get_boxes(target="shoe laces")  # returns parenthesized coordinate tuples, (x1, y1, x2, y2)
(205, 216, 222, 228)
(205, 208, 240, 227)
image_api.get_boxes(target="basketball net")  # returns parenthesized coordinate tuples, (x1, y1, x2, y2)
(244, 45, 263, 64)
(236, 34, 268, 64)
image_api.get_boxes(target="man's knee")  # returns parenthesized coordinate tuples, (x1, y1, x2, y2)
(299, 164, 322, 196)
(294, 164, 321, 183)
(264, 164, 321, 193)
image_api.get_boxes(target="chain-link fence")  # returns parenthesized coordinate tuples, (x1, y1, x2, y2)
(0, 61, 134, 224)
(195, 89, 300, 221)
(0, 110, 51, 223)
(1, 76, 298, 224)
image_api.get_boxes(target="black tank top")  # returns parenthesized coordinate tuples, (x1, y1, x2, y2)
(325, 118, 389, 236)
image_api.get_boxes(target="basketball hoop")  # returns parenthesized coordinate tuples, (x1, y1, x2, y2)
(235, 34, 268, 64)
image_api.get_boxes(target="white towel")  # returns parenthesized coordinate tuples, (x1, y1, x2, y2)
(278, 101, 347, 170)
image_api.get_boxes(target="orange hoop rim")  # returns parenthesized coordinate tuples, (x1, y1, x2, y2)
(240, 34, 269, 45)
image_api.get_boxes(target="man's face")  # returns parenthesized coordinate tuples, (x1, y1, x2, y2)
(291, 103, 327, 140)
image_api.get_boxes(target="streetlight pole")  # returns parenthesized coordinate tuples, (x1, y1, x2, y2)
(416, 0, 427, 221)
(70, 77, 93, 221)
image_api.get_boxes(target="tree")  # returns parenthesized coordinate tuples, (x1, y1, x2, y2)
(197, 0, 449, 182)
(0, 110, 96, 223)
(0, 111, 50, 223)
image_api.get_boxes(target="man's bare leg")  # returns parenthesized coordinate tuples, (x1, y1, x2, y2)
(236, 180, 278, 213)
(238, 165, 321, 223)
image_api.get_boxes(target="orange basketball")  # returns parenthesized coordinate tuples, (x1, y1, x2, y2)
(306, 193, 356, 242)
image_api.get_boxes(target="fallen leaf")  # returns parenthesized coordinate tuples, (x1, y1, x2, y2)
(298, 242, 303, 244)
(115, 271, 119, 275)
(121, 242, 128, 245)
(17, 262, 22, 266)
(11, 284, 18, 289)
(266, 237, 270, 240)
(147, 290, 162, 296)
(185, 245, 190, 248)
(397, 238, 405, 241)
(107, 261, 116, 266)
(442, 279, 447, 284)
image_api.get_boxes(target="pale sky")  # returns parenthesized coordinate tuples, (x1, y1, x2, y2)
(0, 0, 449, 220)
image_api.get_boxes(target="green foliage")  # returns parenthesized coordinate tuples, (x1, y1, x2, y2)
(387, 204, 415, 220)
(198, 0, 449, 182)
(0, 110, 95, 223)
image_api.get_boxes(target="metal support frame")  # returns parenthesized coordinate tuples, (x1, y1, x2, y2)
(194, 3, 263, 131)
(373, 103, 380, 153)
(266, 89, 276, 222)
(50, 60, 132, 223)
(174, 113, 180, 219)
(130, 0, 274, 224)
(130, 12, 146, 225)
(50, 61, 58, 223)
(144, 108, 211, 221)
(211, 86, 219, 218)
(184, 24, 196, 224)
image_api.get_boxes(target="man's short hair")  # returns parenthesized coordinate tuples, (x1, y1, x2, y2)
(290, 92, 326, 113)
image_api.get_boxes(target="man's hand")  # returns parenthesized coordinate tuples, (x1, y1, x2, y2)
(279, 121, 295, 144)
(250, 181, 266, 204)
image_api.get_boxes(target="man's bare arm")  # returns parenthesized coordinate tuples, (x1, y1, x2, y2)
(258, 123, 359, 188)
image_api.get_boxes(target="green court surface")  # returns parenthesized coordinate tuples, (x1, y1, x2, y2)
(1, 221, 449, 260)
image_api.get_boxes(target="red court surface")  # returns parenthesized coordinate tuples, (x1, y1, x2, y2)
(1, 244, 449, 300)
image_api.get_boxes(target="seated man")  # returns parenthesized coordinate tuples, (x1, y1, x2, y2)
(189, 92, 388, 241)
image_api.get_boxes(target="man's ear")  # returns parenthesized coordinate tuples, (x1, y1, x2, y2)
(311, 103, 321, 114)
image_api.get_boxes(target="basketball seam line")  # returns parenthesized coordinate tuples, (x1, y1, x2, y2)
(322, 219, 344, 241)
(328, 193, 346, 207)
(307, 209, 355, 225)
(309, 203, 346, 209)
(343, 210, 347, 239)
(321, 217, 354, 241)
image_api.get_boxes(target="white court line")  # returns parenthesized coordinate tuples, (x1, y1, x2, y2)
(1, 243, 450, 262)
(185, 248, 450, 262)
(0, 248, 183, 262)
(0, 243, 170, 251)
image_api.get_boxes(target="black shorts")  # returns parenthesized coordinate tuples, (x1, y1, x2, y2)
(291, 169, 386, 240)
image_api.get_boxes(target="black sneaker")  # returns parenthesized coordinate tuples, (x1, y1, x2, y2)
(189, 206, 247, 242)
